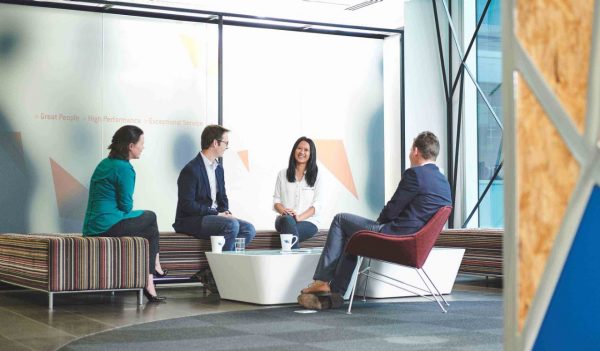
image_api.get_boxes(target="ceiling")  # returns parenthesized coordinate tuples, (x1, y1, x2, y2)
(125, 0, 404, 29)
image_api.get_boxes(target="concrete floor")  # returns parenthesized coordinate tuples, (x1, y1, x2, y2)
(0, 275, 503, 351)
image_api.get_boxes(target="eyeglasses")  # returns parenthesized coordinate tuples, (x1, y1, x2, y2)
(217, 139, 229, 147)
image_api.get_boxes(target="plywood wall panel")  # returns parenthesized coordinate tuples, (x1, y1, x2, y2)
(516, 0, 593, 132)
(516, 75, 580, 330)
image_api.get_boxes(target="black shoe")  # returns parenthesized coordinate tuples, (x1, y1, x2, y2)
(195, 268, 219, 294)
(154, 269, 169, 278)
(143, 289, 167, 303)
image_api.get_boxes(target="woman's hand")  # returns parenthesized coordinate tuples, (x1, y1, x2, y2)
(283, 208, 297, 217)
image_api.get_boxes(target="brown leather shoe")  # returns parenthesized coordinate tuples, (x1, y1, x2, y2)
(329, 293, 344, 309)
(301, 280, 331, 295)
(298, 293, 328, 310)
(297, 293, 344, 310)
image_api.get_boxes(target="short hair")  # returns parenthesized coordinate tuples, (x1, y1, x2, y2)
(108, 125, 144, 160)
(201, 125, 230, 150)
(412, 131, 440, 161)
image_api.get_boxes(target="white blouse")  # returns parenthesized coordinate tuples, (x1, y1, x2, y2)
(273, 168, 324, 227)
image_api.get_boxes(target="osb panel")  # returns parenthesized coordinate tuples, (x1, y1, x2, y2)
(516, 75, 580, 331)
(516, 0, 593, 132)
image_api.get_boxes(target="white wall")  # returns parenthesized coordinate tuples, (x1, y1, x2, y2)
(404, 0, 449, 176)
(383, 34, 402, 200)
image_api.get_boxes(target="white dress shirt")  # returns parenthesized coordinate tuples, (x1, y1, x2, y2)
(200, 152, 218, 209)
(273, 168, 324, 227)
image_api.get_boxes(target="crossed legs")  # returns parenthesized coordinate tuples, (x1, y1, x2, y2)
(304, 213, 382, 295)
(101, 210, 165, 297)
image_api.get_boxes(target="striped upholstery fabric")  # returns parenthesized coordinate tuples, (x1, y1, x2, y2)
(0, 234, 148, 292)
(159, 230, 328, 280)
(435, 228, 503, 277)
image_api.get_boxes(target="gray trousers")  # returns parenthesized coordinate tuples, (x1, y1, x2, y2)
(313, 213, 383, 293)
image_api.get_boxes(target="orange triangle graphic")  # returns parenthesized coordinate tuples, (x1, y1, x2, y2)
(314, 140, 358, 199)
(238, 150, 250, 171)
(180, 34, 200, 68)
(49, 158, 88, 220)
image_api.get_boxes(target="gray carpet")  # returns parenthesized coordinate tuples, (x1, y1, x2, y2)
(59, 301, 503, 351)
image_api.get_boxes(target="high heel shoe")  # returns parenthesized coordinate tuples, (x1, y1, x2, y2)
(154, 269, 169, 278)
(143, 288, 167, 303)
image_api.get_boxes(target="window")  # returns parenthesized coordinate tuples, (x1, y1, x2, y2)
(475, 0, 503, 228)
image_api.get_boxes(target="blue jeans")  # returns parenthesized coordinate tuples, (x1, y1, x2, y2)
(274, 215, 318, 249)
(313, 213, 383, 294)
(201, 215, 256, 251)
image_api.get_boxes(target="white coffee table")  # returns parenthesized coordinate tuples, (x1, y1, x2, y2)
(205, 248, 322, 305)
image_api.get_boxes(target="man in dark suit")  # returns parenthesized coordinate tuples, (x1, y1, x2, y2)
(173, 125, 256, 251)
(299, 131, 451, 308)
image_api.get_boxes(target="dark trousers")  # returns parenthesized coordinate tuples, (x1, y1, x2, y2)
(101, 211, 160, 275)
(313, 213, 383, 294)
(274, 215, 318, 249)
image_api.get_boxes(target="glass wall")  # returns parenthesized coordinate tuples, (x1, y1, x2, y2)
(0, 4, 217, 232)
(0, 3, 385, 232)
(223, 26, 384, 229)
(476, 0, 503, 228)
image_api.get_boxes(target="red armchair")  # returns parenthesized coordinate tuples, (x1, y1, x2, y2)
(345, 206, 453, 313)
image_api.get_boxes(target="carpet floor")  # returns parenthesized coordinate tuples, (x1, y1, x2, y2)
(59, 300, 503, 351)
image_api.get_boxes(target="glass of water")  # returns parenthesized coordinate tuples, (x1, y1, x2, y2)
(235, 237, 245, 252)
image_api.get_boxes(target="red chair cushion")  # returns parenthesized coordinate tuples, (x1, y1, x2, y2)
(345, 206, 452, 268)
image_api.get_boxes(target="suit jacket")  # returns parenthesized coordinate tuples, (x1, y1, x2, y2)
(377, 163, 451, 235)
(173, 153, 229, 232)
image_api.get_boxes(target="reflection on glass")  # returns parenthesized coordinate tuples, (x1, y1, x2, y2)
(476, 0, 503, 228)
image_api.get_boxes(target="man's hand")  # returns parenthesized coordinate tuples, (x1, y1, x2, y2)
(218, 211, 234, 218)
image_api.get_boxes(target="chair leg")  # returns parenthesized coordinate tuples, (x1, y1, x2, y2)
(422, 268, 449, 306)
(346, 256, 363, 315)
(415, 269, 446, 313)
(138, 289, 143, 305)
(362, 258, 371, 302)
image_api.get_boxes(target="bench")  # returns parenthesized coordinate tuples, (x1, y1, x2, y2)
(0, 234, 148, 309)
(0, 230, 328, 308)
(435, 228, 503, 278)
(2, 228, 495, 307)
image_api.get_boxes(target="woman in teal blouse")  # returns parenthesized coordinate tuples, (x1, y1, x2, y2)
(83, 125, 166, 302)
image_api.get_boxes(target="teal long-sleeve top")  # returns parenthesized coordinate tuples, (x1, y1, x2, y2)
(83, 157, 144, 236)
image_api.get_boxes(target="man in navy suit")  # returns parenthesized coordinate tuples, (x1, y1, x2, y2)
(299, 131, 451, 308)
(173, 125, 256, 251)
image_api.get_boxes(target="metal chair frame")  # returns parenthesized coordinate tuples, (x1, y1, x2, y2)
(346, 256, 450, 314)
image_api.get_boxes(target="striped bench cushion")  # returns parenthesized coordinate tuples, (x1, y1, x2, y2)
(159, 230, 328, 280)
(436, 228, 503, 277)
(0, 234, 148, 292)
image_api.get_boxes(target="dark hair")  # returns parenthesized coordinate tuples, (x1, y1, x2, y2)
(108, 125, 144, 160)
(201, 125, 230, 150)
(286, 137, 318, 187)
(412, 131, 440, 160)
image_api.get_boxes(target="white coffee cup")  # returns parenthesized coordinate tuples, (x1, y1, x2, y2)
(280, 234, 299, 251)
(211, 236, 226, 253)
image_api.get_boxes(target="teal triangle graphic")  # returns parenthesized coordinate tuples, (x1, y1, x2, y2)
(533, 186, 600, 349)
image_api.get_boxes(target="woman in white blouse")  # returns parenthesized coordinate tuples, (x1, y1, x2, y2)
(273, 137, 323, 249)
